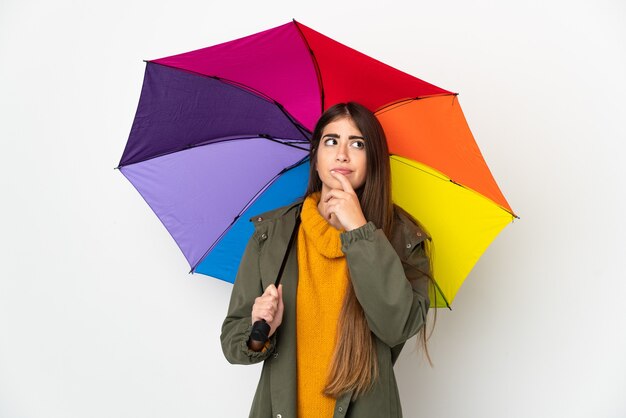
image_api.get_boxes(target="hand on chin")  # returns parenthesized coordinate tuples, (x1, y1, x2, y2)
(317, 171, 367, 231)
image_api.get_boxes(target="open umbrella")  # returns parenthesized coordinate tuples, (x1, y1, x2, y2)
(118, 20, 516, 308)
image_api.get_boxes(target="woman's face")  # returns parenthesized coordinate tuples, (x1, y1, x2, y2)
(315, 117, 367, 194)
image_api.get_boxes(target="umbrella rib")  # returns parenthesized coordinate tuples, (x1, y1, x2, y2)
(190, 222, 235, 274)
(236, 156, 309, 225)
(402, 261, 452, 310)
(236, 156, 309, 219)
(430, 275, 452, 310)
(190, 157, 310, 273)
(390, 155, 451, 182)
(374, 93, 459, 115)
(292, 19, 325, 114)
(447, 179, 519, 219)
(259, 134, 310, 151)
(116, 135, 309, 169)
(215, 76, 313, 136)
(273, 102, 313, 140)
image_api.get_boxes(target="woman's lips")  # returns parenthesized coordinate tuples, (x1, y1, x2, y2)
(331, 168, 353, 175)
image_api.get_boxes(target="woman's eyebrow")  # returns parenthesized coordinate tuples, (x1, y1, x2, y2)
(322, 133, 366, 140)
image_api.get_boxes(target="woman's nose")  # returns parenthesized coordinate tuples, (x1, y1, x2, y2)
(335, 143, 349, 162)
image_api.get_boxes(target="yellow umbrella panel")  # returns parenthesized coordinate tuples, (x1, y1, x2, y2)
(391, 157, 514, 308)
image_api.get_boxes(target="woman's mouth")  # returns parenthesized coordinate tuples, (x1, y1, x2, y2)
(331, 168, 353, 175)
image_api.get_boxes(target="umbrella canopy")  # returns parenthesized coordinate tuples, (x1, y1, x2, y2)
(118, 20, 516, 308)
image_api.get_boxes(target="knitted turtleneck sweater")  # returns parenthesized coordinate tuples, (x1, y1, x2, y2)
(296, 192, 348, 417)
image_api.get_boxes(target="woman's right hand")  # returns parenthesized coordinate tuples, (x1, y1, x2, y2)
(251, 284, 284, 338)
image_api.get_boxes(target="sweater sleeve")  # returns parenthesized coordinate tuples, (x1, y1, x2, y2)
(220, 234, 277, 364)
(340, 221, 430, 347)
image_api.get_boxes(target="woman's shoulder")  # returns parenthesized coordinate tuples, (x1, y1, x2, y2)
(391, 205, 430, 246)
(247, 198, 304, 247)
(248, 197, 304, 225)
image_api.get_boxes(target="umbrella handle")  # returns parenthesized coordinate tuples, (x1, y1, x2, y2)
(248, 319, 271, 350)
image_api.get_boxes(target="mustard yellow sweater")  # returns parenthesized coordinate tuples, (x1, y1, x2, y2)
(296, 193, 348, 418)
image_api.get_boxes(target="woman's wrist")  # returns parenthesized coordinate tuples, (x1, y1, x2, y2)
(346, 217, 367, 231)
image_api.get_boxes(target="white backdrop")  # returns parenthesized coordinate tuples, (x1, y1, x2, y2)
(1, 0, 625, 417)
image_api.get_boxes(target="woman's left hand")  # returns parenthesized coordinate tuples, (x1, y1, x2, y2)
(319, 171, 368, 231)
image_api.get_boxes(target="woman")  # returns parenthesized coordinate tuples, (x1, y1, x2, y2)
(221, 102, 432, 418)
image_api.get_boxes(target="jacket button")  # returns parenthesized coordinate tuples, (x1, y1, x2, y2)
(273, 352, 279, 359)
(338, 406, 344, 413)
(406, 243, 412, 249)
(416, 231, 422, 237)
(261, 233, 268, 240)
(276, 415, 282, 418)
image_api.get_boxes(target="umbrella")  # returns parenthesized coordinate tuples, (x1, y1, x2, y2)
(118, 20, 516, 308)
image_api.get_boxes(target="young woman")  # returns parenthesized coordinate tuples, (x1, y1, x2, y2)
(221, 102, 432, 418)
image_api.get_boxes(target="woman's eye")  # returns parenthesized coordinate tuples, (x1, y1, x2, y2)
(323, 138, 337, 146)
(351, 140, 365, 149)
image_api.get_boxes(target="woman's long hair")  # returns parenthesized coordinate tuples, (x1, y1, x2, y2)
(305, 102, 433, 399)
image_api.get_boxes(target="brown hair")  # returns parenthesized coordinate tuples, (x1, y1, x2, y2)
(305, 102, 433, 399)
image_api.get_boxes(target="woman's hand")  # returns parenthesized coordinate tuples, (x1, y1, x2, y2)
(251, 284, 284, 338)
(319, 171, 367, 231)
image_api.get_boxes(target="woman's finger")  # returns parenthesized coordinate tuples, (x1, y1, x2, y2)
(263, 284, 278, 298)
(323, 188, 349, 203)
(329, 170, 356, 194)
(277, 285, 284, 313)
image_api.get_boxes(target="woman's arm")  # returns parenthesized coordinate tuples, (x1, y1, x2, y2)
(220, 235, 277, 364)
(341, 222, 430, 347)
